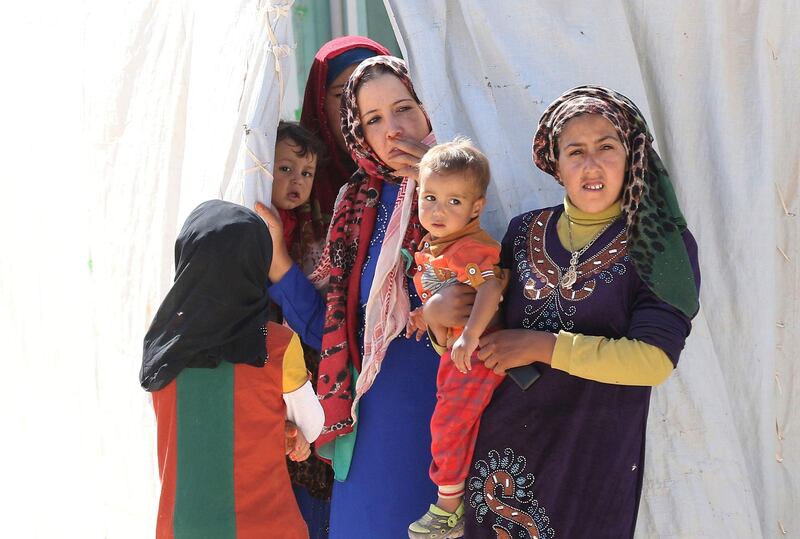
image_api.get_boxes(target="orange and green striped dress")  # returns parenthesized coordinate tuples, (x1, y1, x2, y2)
(152, 322, 310, 539)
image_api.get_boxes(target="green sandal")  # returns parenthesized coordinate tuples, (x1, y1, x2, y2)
(408, 502, 465, 539)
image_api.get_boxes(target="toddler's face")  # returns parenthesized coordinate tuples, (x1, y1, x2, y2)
(418, 170, 485, 239)
(272, 138, 317, 211)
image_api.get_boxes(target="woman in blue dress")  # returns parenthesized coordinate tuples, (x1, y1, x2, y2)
(258, 56, 441, 538)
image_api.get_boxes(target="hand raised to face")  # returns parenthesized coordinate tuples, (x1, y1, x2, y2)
(356, 72, 431, 174)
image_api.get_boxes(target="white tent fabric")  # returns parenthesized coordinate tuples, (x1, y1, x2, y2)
(385, 1, 799, 537)
(2, 1, 295, 537)
(2, 0, 797, 537)
(221, 2, 294, 210)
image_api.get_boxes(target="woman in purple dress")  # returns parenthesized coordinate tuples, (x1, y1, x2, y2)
(426, 86, 700, 539)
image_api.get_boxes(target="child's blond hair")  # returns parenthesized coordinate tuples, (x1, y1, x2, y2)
(418, 137, 491, 196)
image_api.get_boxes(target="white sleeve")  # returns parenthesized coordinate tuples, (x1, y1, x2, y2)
(283, 380, 324, 443)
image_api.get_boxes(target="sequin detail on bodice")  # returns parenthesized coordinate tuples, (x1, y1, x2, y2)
(513, 209, 629, 331)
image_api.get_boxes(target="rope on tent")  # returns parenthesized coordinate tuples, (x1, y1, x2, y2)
(774, 175, 794, 538)
(244, 145, 275, 181)
(240, 0, 295, 202)
(265, 1, 294, 107)
(775, 181, 791, 216)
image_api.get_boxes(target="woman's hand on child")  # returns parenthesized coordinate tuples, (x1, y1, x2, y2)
(450, 331, 479, 373)
(477, 329, 556, 375)
(255, 202, 293, 283)
(405, 308, 428, 341)
(284, 421, 312, 462)
(422, 283, 475, 329)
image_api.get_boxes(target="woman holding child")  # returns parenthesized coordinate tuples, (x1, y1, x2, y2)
(424, 86, 701, 538)
(260, 55, 441, 538)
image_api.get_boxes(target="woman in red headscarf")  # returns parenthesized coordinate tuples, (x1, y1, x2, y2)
(286, 37, 390, 539)
(299, 36, 390, 232)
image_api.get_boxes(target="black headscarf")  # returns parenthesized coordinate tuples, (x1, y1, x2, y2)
(140, 200, 273, 391)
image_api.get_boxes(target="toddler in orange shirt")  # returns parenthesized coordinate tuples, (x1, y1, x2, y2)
(407, 139, 506, 539)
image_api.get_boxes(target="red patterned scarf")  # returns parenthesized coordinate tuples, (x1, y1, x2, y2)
(313, 56, 429, 449)
(299, 36, 390, 232)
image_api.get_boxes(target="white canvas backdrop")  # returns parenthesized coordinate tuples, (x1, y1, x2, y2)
(385, 1, 799, 537)
(1, 0, 797, 537)
(1, 1, 295, 537)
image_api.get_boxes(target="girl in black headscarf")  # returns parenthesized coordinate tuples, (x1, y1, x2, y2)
(141, 200, 323, 539)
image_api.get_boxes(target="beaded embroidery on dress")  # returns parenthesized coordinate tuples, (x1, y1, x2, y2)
(513, 208, 628, 331)
(468, 447, 555, 539)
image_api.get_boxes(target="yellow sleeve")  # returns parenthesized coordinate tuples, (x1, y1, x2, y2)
(551, 331, 674, 386)
(282, 333, 309, 393)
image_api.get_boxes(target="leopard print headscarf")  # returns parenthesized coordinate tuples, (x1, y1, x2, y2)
(533, 85, 698, 317)
(340, 55, 431, 181)
(314, 56, 427, 450)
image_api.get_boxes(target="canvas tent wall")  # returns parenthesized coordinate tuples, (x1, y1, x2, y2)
(3, 1, 295, 536)
(384, 1, 799, 537)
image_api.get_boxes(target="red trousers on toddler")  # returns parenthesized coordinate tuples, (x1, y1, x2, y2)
(428, 347, 505, 498)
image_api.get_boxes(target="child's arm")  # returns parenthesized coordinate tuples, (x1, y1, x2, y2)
(450, 276, 504, 373)
(281, 331, 325, 443)
(421, 284, 476, 354)
(284, 381, 324, 443)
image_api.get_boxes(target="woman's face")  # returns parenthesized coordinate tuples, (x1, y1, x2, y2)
(356, 72, 430, 171)
(324, 64, 358, 153)
(556, 113, 627, 213)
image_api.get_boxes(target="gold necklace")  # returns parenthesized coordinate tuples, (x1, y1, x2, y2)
(560, 219, 614, 289)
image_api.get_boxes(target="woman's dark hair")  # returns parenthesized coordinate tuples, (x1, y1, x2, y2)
(353, 63, 398, 96)
(276, 120, 327, 163)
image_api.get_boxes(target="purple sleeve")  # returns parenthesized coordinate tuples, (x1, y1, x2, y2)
(267, 264, 324, 351)
(499, 215, 522, 270)
(627, 230, 701, 366)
